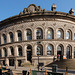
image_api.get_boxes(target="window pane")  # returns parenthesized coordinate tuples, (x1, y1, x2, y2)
(3, 34, 6, 44)
(17, 31, 22, 41)
(47, 29, 52, 39)
(57, 30, 62, 39)
(27, 30, 32, 40)
(66, 31, 70, 39)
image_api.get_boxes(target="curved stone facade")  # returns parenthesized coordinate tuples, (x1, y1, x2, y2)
(0, 4, 75, 67)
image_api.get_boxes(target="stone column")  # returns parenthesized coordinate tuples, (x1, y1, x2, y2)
(72, 32, 74, 40)
(1, 48, 4, 57)
(1, 35, 3, 44)
(22, 30, 25, 41)
(54, 44, 57, 57)
(43, 28, 45, 40)
(64, 45, 66, 58)
(14, 32, 17, 42)
(32, 44, 36, 56)
(72, 46, 74, 59)
(54, 29, 56, 39)
(7, 33, 10, 43)
(64, 30, 66, 40)
(5, 58, 9, 66)
(14, 46, 18, 56)
(43, 44, 47, 56)
(14, 58, 18, 69)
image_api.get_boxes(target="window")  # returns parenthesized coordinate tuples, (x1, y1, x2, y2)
(17, 30, 22, 41)
(26, 29, 32, 40)
(37, 45, 43, 55)
(74, 33, 75, 40)
(9, 32, 13, 42)
(3, 48, 7, 57)
(3, 34, 6, 44)
(47, 28, 53, 39)
(57, 29, 63, 39)
(66, 46, 72, 59)
(47, 45, 53, 55)
(36, 29, 43, 39)
(18, 46, 22, 56)
(66, 30, 72, 40)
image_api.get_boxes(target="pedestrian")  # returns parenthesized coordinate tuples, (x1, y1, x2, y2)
(57, 54, 60, 61)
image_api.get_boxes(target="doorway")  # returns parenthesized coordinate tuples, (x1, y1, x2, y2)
(27, 45, 32, 62)
(9, 59, 14, 66)
(57, 45, 63, 60)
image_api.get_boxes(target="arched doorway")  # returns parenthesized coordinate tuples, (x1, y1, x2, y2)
(66, 45, 72, 59)
(57, 45, 64, 59)
(27, 45, 32, 62)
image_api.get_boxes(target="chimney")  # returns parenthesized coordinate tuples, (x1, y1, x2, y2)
(51, 4, 56, 11)
(69, 8, 74, 15)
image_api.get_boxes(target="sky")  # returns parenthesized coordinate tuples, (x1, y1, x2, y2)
(0, 0, 75, 21)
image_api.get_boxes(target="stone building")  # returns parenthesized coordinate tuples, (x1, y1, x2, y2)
(0, 4, 75, 67)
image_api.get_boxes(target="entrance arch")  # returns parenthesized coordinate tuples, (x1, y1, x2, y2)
(57, 44, 64, 59)
(27, 45, 32, 62)
(66, 45, 72, 59)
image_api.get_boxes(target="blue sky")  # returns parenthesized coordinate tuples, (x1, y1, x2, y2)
(0, 0, 75, 21)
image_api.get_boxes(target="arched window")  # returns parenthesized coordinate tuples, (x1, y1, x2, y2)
(3, 34, 6, 44)
(66, 46, 72, 59)
(10, 47, 14, 56)
(26, 29, 32, 40)
(47, 45, 53, 55)
(36, 28, 43, 39)
(66, 30, 72, 40)
(57, 29, 63, 39)
(17, 30, 22, 41)
(9, 32, 13, 42)
(37, 45, 43, 55)
(3, 48, 7, 57)
(18, 46, 22, 56)
(47, 28, 53, 39)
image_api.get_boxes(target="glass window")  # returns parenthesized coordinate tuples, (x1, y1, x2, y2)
(74, 33, 75, 40)
(57, 30, 62, 39)
(3, 48, 7, 57)
(57, 45, 62, 51)
(9, 32, 13, 42)
(17, 31, 22, 41)
(47, 29, 53, 39)
(36, 29, 43, 39)
(18, 46, 22, 56)
(47, 45, 53, 55)
(26, 29, 32, 40)
(3, 34, 6, 44)
(66, 31, 70, 39)
(37, 45, 43, 55)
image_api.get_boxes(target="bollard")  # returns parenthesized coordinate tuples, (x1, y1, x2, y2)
(30, 69, 32, 75)
(45, 69, 47, 75)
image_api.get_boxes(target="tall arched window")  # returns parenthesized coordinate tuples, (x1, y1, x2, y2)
(18, 46, 22, 56)
(47, 44, 53, 55)
(57, 29, 63, 39)
(26, 29, 32, 40)
(9, 32, 13, 42)
(3, 48, 7, 57)
(36, 28, 43, 39)
(17, 30, 22, 41)
(66, 45, 72, 59)
(66, 30, 72, 40)
(10, 47, 14, 56)
(3, 34, 6, 44)
(37, 45, 43, 55)
(47, 28, 53, 39)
